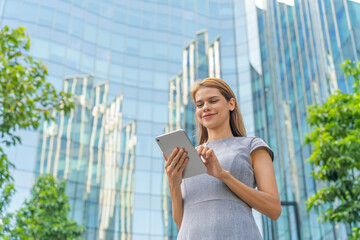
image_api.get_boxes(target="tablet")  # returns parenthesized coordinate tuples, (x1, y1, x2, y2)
(155, 129, 207, 179)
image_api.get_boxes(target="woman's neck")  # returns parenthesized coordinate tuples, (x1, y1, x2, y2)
(207, 127, 234, 142)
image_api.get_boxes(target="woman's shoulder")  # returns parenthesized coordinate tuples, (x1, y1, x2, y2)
(236, 136, 274, 161)
(233, 136, 267, 143)
(232, 136, 260, 145)
(215, 136, 254, 151)
(203, 136, 268, 149)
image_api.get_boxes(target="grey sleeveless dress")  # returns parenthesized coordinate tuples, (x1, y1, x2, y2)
(177, 137, 274, 240)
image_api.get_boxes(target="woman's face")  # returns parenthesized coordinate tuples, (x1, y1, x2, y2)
(194, 87, 235, 131)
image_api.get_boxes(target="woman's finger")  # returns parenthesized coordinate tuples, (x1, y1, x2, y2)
(174, 151, 187, 172)
(166, 148, 184, 171)
(169, 147, 179, 160)
(165, 148, 179, 169)
(164, 158, 171, 169)
(201, 146, 209, 157)
(178, 157, 189, 174)
(205, 148, 213, 159)
(196, 146, 203, 155)
(172, 148, 184, 166)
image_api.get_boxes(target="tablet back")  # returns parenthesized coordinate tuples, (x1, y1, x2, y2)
(155, 129, 207, 178)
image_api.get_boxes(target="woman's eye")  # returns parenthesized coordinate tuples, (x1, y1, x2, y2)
(197, 104, 203, 108)
(210, 100, 218, 103)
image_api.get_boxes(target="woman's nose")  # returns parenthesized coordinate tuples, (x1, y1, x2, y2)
(202, 102, 210, 111)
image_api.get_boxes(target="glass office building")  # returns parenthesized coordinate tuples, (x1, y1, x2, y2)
(166, 30, 221, 141)
(164, 30, 221, 238)
(1, 0, 259, 239)
(36, 75, 137, 239)
(1, 0, 359, 239)
(253, 0, 360, 239)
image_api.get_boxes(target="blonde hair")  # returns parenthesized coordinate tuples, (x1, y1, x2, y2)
(191, 78, 246, 145)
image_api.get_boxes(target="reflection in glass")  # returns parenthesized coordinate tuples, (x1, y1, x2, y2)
(37, 75, 137, 239)
(163, 30, 222, 239)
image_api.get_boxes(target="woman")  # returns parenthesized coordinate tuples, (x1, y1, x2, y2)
(163, 78, 281, 239)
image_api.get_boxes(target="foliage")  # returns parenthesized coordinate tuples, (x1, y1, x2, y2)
(12, 174, 84, 240)
(0, 148, 15, 239)
(305, 60, 360, 239)
(0, 26, 74, 238)
(0, 26, 74, 147)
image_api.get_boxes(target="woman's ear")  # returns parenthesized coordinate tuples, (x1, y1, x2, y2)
(229, 98, 236, 111)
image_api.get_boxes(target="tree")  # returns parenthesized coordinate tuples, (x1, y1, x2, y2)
(305, 60, 360, 239)
(0, 149, 15, 239)
(0, 26, 74, 237)
(12, 174, 84, 239)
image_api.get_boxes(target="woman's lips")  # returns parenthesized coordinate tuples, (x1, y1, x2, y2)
(203, 114, 215, 119)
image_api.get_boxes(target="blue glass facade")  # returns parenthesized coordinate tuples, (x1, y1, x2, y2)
(1, 0, 257, 239)
(2, 0, 359, 239)
(35, 75, 137, 239)
(164, 30, 221, 238)
(254, 0, 360, 239)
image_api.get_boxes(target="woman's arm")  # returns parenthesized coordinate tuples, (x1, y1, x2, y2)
(220, 147, 281, 220)
(163, 149, 189, 229)
(197, 146, 281, 221)
(169, 184, 184, 229)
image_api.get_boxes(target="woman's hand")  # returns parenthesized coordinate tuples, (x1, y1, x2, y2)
(163, 148, 189, 192)
(196, 145, 227, 180)
(162, 148, 189, 229)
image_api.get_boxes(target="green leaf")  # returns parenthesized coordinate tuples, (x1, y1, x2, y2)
(0, 25, 75, 239)
(12, 175, 84, 239)
(305, 60, 360, 229)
